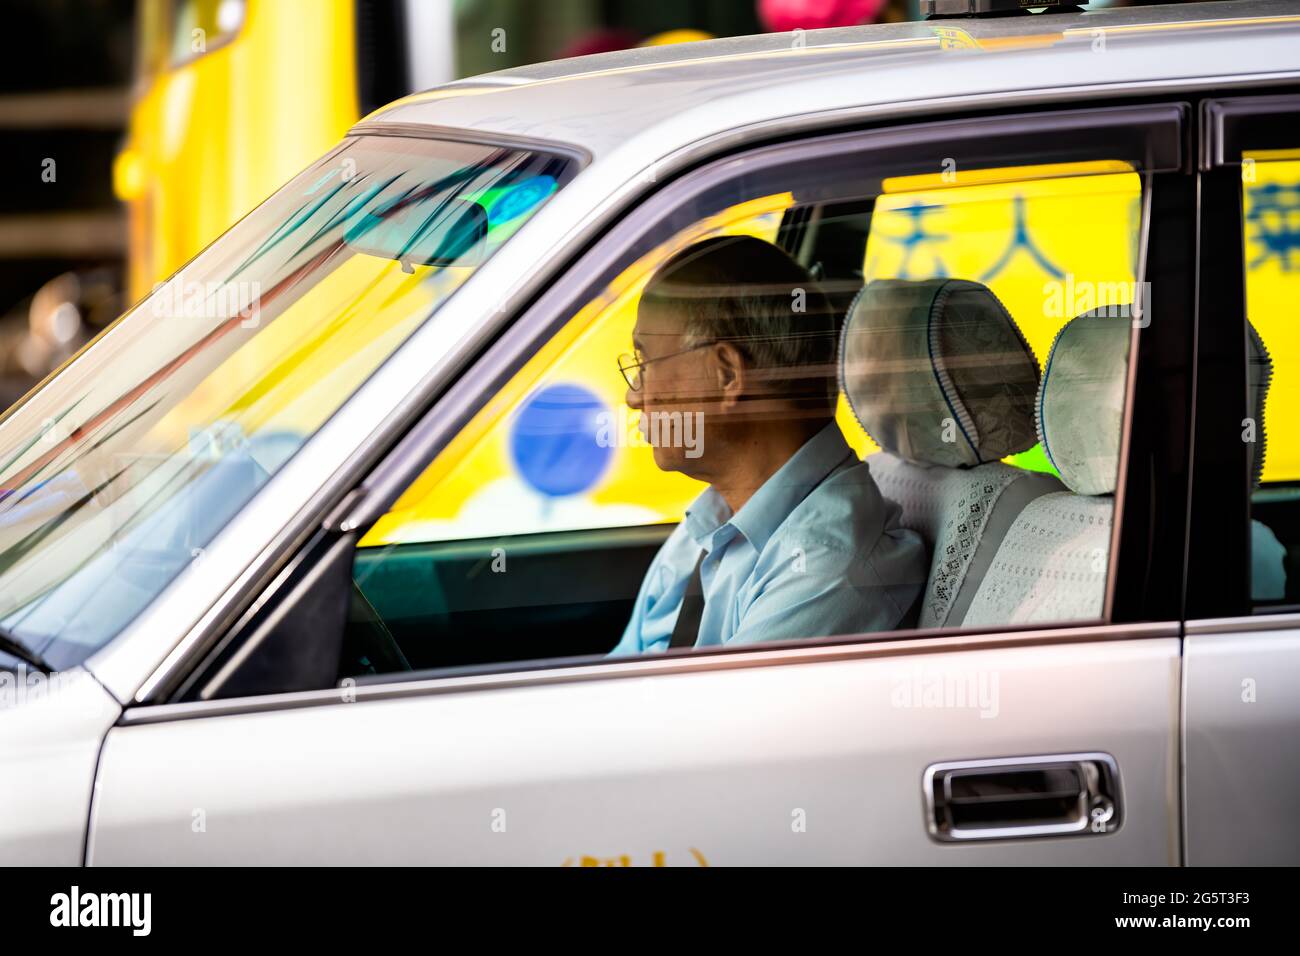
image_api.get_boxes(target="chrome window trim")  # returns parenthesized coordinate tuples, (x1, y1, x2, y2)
(92, 72, 1294, 708)
(1185, 611, 1300, 635)
(116, 620, 1178, 726)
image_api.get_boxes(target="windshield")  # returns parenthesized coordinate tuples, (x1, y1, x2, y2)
(0, 133, 573, 670)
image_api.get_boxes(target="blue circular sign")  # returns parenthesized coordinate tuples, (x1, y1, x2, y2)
(510, 383, 612, 498)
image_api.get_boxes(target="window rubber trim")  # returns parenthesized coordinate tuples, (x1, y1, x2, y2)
(1200, 94, 1300, 169)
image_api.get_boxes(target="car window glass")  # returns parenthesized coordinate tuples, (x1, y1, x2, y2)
(364, 194, 789, 546)
(343, 155, 1146, 679)
(1243, 149, 1300, 608)
(848, 161, 1142, 477)
(0, 135, 573, 670)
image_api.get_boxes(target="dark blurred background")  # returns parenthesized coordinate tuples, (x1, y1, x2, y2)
(0, 0, 1207, 410)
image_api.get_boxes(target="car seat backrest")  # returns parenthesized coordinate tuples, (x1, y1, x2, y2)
(962, 308, 1130, 627)
(1247, 322, 1287, 602)
(840, 278, 1063, 629)
(1248, 321, 1272, 490)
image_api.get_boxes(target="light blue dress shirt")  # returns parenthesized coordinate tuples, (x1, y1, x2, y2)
(609, 422, 928, 655)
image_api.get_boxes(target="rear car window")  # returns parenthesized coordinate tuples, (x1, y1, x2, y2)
(1243, 151, 1300, 607)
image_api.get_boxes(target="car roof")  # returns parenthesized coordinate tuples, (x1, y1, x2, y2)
(360, 0, 1300, 163)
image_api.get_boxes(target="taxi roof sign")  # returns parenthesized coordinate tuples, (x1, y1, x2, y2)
(923, 0, 1084, 17)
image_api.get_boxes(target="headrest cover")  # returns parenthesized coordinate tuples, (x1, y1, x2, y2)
(1037, 309, 1132, 497)
(1248, 322, 1272, 489)
(839, 278, 1040, 468)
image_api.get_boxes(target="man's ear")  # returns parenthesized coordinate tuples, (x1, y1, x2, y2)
(709, 341, 747, 409)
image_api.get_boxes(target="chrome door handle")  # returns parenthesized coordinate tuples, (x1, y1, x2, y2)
(923, 753, 1121, 842)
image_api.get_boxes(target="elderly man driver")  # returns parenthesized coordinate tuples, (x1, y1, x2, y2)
(609, 235, 926, 655)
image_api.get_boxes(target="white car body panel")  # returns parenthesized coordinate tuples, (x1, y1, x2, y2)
(0, 669, 120, 864)
(88, 638, 1179, 864)
(1183, 624, 1300, 864)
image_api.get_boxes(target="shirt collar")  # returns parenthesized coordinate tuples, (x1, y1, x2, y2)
(682, 421, 855, 553)
(683, 485, 733, 549)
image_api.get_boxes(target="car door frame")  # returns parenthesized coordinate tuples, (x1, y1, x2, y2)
(1182, 90, 1300, 865)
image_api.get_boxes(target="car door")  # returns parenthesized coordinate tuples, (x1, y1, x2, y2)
(1183, 93, 1300, 866)
(86, 102, 1195, 865)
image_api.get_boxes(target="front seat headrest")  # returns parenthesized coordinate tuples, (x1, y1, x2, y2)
(839, 278, 1040, 468)
(1248, 322, 1272, 489)
(1037, 308, 1132, 497)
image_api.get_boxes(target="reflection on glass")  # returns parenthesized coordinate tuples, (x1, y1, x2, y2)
(0, 135, 572, 668)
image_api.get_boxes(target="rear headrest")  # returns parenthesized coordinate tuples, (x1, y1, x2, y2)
(839, 278, 1040, 468)
(1037, 309, 1132, 497)
(1248, 322, 1272, 489)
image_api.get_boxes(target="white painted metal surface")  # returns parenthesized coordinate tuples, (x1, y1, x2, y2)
(1184, 626, 1300, 864)
(88, 638, 1180, 864)
(0, 669, 120, 864)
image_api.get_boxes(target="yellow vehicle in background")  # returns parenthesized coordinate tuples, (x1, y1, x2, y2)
(114, 0, 428, 303)
(110, 2, 715, 305)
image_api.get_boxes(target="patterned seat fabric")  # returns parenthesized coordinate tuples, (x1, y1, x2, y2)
(961, 492, 1113, 627)
(868, 456, 1054, 628)
(840, 278, 1063, 629)
(964, 308, 1131, 626)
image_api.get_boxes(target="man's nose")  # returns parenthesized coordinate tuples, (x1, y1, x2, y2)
(626, 382, 643, 410)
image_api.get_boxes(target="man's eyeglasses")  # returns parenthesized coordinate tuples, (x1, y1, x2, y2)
(618, 342, 715, 391)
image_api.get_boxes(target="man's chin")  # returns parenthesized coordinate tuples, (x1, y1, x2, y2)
(652, 446, 707, 480)
(651, 445, 684, 473)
